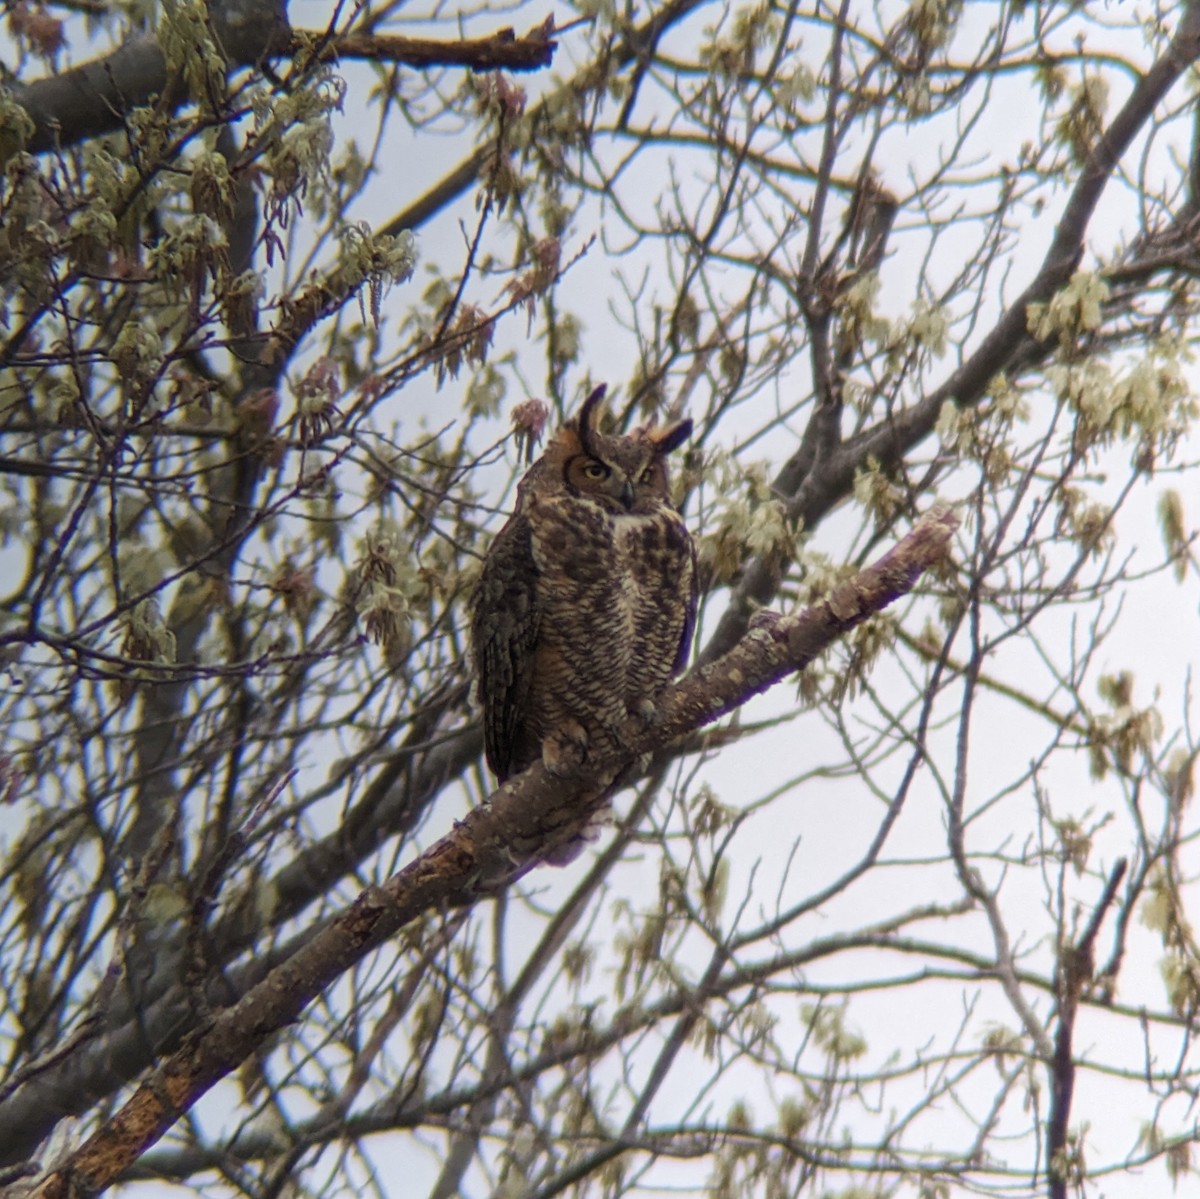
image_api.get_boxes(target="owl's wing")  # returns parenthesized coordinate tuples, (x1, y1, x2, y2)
(471, 512, 540, 782)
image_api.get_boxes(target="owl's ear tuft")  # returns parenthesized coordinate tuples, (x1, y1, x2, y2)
(649, 417, 692, 455)
(577, 384, 608, 457)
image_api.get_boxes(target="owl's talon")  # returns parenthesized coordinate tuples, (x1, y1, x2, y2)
(543, 719, 589, 776)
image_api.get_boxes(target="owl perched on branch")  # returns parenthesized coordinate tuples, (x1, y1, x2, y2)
(471, 386, 697, 790)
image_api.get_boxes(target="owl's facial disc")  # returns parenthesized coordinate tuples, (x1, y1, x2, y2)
(561, 388, 690, 514)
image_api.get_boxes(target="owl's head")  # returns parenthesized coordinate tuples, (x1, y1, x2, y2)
(551, 385, 691, 515)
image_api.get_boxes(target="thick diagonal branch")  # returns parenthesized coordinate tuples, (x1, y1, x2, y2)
(10, 10, 557, 154)
(28, 507, 956, 1199)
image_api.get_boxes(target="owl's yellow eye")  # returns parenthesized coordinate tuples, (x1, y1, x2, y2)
(582, 461, 609, 480)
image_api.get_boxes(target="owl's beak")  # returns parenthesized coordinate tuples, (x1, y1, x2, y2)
(620, 478, 635, 509)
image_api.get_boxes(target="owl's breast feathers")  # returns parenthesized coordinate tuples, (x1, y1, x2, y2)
(610, 505, 696, 680)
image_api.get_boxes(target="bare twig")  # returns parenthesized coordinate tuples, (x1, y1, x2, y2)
(1046, 858, 1129, 1199)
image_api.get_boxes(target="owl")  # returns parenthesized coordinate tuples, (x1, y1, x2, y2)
(471, 386, 696, 790)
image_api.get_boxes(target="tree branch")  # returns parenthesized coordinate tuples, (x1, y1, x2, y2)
(27, 507, 957, 1199)
(0, 715, 480, 1169)
(8, 9, 555, 155)
(1046, 858, 1128, 1199)
(11, 0, 291, 154)
(308, 23, 556, 73)
(699, 0, 1200, 664)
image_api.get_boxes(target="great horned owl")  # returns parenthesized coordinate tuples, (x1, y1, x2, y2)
(471, 385, 696, 787)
